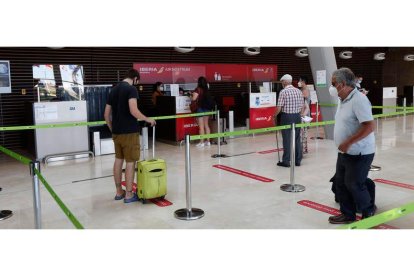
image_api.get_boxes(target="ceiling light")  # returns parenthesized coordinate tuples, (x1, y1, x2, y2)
(244, 47, 260, 56)
(404, 54, 414, 61)
(174, 47, 195, 53)
(373, 52, 386, 60)
(339, 51, 352, 59)
(295, 48, 308, 57)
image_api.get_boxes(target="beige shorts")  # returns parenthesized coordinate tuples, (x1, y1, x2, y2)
(112, 133, 140, 162)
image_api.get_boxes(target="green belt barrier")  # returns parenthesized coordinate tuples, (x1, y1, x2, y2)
(0, 145, 32, 165)
(0, 111, 216, 132)
(373, 110, 414, 119)
(34, 168, 84, 229)
(319, 102, 414, 110)
(151, 111, 215, 120)
(0, 145, 84, 229)
(190, 125, 292, 141)
(318, 103, 338, 107)
(340, 201, 414, 229)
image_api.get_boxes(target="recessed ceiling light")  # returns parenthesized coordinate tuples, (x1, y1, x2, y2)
(244, 47, 260, 56)
(174, 47, 195, 53)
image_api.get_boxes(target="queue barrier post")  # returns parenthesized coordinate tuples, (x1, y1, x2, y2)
(30, 161, 42, 229)
(174, 135, 205, 220)
(280, 123, 306, 193)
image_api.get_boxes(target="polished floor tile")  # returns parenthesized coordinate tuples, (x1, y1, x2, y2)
(1, 115, 414, 229)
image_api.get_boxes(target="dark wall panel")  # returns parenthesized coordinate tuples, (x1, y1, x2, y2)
(0, 47, 389, 151)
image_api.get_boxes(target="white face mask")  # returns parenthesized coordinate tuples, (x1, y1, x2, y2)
(207, 83, 210, 89)
(329, 85, 338, 98)
(298, 82, 302, 88)
(159, 86, 164, 91)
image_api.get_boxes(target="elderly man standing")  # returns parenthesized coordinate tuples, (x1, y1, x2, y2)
(328, 67, 376, 224)
(275, 74, 304, 167)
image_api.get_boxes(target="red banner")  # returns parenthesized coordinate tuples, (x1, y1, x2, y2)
(310, 103, 322, 122)
(249, 106, 276, 129)
(133, 63, 277, 84)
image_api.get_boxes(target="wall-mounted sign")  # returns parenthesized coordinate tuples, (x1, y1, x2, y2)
(0, 60, 12, 93)
(133, 63, 277, 84)
(33, 64, 56, 100)
(60, 65, 84, 100)
(316, 70, 327, 87)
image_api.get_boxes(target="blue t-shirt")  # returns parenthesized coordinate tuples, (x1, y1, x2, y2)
(334, 88, 375, 155)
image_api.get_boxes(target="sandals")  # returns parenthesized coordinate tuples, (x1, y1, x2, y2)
(114, 191, 126, 200)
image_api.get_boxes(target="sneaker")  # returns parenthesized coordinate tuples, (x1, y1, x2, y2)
(196, 143, 205, 148)
(328, 214, 356, 224)
(204, 141, 211, 146)
(124, 193, 139, 204)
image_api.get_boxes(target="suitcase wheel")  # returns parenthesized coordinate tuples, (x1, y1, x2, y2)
(141, 199, 147, 204)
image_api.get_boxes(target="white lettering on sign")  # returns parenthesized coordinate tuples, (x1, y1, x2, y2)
(184, 123, 198, 128)
(255, 116, 272, 122)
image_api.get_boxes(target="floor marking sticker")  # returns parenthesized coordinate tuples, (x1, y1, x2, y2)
(373, 179, 414, 191)
(212, 164, 274, 182)
(257, 148, 284, 154)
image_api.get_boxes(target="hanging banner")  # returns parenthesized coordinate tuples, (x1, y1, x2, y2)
(133, 63, 277, 84)
(0, 60, 12, 93)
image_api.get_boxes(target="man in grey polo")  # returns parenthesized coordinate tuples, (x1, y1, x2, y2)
(328, 67, 376, 224)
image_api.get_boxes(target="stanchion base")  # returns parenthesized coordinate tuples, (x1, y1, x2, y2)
(0, 210, 13, 221)
(369, 165, 381, 171)
(280, 184, 306, 193)
(211, 154, 227, 158)
(174, 208, 205, 220)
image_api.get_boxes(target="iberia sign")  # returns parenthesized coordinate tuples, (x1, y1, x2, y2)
(133, 63, 277, 84)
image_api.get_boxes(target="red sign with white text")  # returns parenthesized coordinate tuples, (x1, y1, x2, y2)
(249, 107, 276, 129)
(133, 63, 205, 84)
(310, 103, 322, 122)
(133, 63, 277, 83)
(176, 115, 199, 141)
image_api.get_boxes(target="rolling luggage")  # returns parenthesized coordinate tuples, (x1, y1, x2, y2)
(137, 125, 167, 204)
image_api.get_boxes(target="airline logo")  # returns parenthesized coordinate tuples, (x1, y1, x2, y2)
(252, 67, 272, 74)
(255, 116, 272, 122)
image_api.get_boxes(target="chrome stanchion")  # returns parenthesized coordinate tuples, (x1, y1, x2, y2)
(280, 123, 306, 193)
(174, 135, 205, 220)
(152, 125, 156, 159)
(212, 110, 227, 158)
(30, 161, 42, 229)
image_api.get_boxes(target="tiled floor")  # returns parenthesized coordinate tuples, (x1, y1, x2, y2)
(1, 115, 414, 229)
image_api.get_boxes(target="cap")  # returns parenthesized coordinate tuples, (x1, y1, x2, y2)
(280, 74, 293, 82)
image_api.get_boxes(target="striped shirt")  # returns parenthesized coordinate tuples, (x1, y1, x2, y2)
(277, 85, 304, 114)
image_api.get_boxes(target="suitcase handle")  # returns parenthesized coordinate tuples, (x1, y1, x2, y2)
(149, 168, 163, 173)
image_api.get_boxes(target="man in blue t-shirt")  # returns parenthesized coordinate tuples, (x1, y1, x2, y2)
(104, 69, 155, 203)
(328, 68, 376, 224)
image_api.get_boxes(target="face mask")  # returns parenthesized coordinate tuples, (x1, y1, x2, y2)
(207, 83, 210, 89)
(159, 86, 164, 91)
(358, 79, 362, 84)
(329, 85, 338, 98)
(298, 82, 302, 88)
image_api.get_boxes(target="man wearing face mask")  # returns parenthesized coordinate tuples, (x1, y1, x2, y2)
(275, 74, 304, 167)
(328, 68, 376, 224)
(104, 69, 156, 204)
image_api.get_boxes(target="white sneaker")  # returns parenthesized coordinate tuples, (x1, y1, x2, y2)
(204, 141, 211, 146)
(196, 142, 205, 148)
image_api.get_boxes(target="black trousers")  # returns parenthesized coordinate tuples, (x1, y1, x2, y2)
(280, 113, 302, 164)
(335, 152, 375, 219)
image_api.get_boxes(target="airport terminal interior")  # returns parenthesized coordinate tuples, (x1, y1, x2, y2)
(1, 47, 414, 229)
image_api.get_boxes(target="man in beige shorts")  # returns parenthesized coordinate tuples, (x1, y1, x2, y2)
(104, 69, 155, 203)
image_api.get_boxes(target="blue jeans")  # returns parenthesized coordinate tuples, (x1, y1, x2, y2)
(335, 152, 375, 219)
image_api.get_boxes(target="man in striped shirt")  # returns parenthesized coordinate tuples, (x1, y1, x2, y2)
(275, 74, 304, 167)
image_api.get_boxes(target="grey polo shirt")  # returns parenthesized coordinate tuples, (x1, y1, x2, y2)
(334, 88, 375, 155)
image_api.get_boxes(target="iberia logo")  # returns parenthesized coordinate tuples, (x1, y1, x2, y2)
(157, 67, 165, 74)
(256, 116, 273, 121)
